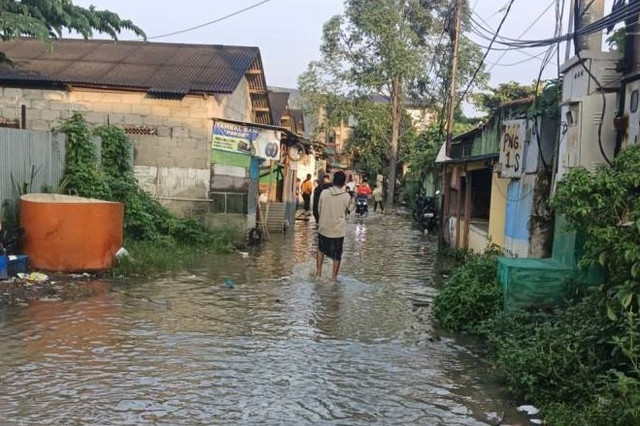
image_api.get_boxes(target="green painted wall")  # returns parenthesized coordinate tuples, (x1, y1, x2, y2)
(212, 149, 251, 168)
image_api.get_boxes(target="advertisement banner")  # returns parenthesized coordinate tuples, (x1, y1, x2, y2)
(499, 119, 527, 178)
(212, 122, 280, 160)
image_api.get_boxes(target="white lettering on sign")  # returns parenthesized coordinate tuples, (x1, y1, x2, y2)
(499, 119, 526, 178)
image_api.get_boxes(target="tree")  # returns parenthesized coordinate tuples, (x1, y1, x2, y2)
(0, 0, 145, 61)
(300, 0, 487, 204)
(344, 100, 418, 179)
(300, 0, 442, 205)
(471, 81, 538, 115)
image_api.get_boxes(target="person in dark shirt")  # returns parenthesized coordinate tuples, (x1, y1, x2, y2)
(313, 174, 332, 223)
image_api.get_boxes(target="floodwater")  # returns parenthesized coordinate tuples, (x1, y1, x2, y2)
(0, 213, 525, 425)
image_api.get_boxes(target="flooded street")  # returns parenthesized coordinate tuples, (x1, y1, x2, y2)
(0, 213, 522, 425)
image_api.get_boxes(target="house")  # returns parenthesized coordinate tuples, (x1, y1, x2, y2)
(0, 38, 308, 231)
(437, 96, 557, 257)
(497, 50, 620, 312)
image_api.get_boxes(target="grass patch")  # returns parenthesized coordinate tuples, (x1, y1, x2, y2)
(112, 226, 242, 278)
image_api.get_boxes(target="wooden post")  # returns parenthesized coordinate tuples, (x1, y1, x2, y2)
(455, 171, 463, 249)
(441, 0, 462, 245)
(463, 171, 472, 249)
(441, 165, 450, 244)
(264, 161, 275, 233)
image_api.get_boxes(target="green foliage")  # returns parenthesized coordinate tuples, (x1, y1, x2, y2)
(486, 298, 614, 403)
(471, 80, 538, 115)
(403, 122, 442, 178)
(432, 147, 640, 424)
(433, 249, 502, 333)
(482, 296, 640, 425)
(551, 145, 640, 317)
(0, 0, 145, 48)
(607, 27, 626, 57)
(299, 0, 486, 204)
(59, 114, 239, 253)
(59, 113, 112, 200)
(344, 100, 418, 177)
(113, 230, 240, 278)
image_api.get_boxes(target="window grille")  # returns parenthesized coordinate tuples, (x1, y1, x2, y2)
(209, 192, 248, 215)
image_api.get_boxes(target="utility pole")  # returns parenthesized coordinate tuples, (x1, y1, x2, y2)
(445, 0, 462, 155)
(441, 0, 462, 245)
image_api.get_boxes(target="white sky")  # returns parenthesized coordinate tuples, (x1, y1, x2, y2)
(72, 0, 617, 92)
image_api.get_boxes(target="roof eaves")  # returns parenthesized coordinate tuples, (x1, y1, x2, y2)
(442, 153, 499, 164)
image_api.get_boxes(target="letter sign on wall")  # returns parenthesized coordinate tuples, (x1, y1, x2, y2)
(499, 119, 526, 179)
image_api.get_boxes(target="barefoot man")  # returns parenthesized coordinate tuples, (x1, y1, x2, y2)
(316, 171, 352, 281)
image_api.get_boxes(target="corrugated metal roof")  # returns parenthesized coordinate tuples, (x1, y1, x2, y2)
(0, 38, 261, 95)
(268, 92, 290, 125)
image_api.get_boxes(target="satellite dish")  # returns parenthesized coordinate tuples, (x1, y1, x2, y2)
(287, 143, 305, 162)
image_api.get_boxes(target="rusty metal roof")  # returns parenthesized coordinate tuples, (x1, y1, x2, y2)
(0, 38, 262, 95)
(268, 92, 290, 125)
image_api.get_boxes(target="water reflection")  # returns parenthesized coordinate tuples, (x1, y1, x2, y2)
(0, 214, 524, 425)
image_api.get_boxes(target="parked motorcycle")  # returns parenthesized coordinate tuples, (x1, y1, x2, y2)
(355, 194, 369, 217)
(412, 192, 439, 234)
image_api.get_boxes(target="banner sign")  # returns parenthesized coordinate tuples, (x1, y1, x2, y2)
(212, 122, 280, 160)
(499, 119, 526, 178)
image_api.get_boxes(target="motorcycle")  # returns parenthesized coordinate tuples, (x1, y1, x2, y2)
(354, 194, 369, 217)
(413, 192, 439, 234)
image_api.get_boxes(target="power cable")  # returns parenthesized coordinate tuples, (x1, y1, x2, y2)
(455, 0, 516, 112)
(468, 1, 640, 49)
(483, 51, 547, 67)
(149, 0, 277, 40)
(530, 0, 563, 171)
(485, 0, 556, 72)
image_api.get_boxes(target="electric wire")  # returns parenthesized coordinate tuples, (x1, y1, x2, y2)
(483, 51, 547, 67)
(454, 0, 516, 112)
(485, 0, 556, 72)
(149, 0, 277, 40)
(530, 0, 564, 171)
(468, 1, 640, 49)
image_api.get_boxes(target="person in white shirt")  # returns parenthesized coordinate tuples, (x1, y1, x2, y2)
(316, 171, 352, 281)
(345, 175, 356, 198)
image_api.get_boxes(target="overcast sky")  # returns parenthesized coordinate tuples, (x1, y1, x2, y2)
(73, 0, 616, 92)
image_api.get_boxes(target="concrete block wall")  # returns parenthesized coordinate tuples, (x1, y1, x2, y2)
(0, 80, 254, 217)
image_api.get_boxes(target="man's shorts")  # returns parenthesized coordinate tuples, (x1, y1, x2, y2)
(318, 233, 345, 262)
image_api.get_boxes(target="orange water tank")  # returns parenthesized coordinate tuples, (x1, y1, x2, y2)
(20, 194, 124, 272)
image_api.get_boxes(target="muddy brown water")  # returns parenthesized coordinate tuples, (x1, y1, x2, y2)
(0, 213, 528, 425)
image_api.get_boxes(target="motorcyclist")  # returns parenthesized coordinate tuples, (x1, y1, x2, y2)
(354, 180, 371, 216)
(357, 180, 372, 197)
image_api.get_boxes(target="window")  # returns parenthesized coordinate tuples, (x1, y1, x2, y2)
(210, 192, 248, 214)
(631, 90, 639, 113)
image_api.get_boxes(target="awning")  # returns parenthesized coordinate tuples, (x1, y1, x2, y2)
(435, 140, 450, 164)
(441, 153, 499, 165)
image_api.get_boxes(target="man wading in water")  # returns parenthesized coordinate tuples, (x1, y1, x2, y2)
(316, 171, 352, 281)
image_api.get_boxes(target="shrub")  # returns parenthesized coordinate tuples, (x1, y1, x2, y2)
(485, 296, 614, 403)
(433, 249, 502, 333)
(59, 113, 240, 251)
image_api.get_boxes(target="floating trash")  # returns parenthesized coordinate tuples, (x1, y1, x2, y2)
(17, 272, 49, 283)
(517, 405, 540, 416)
(224, 278, 234, 288)
(115, 247, 130, 258)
